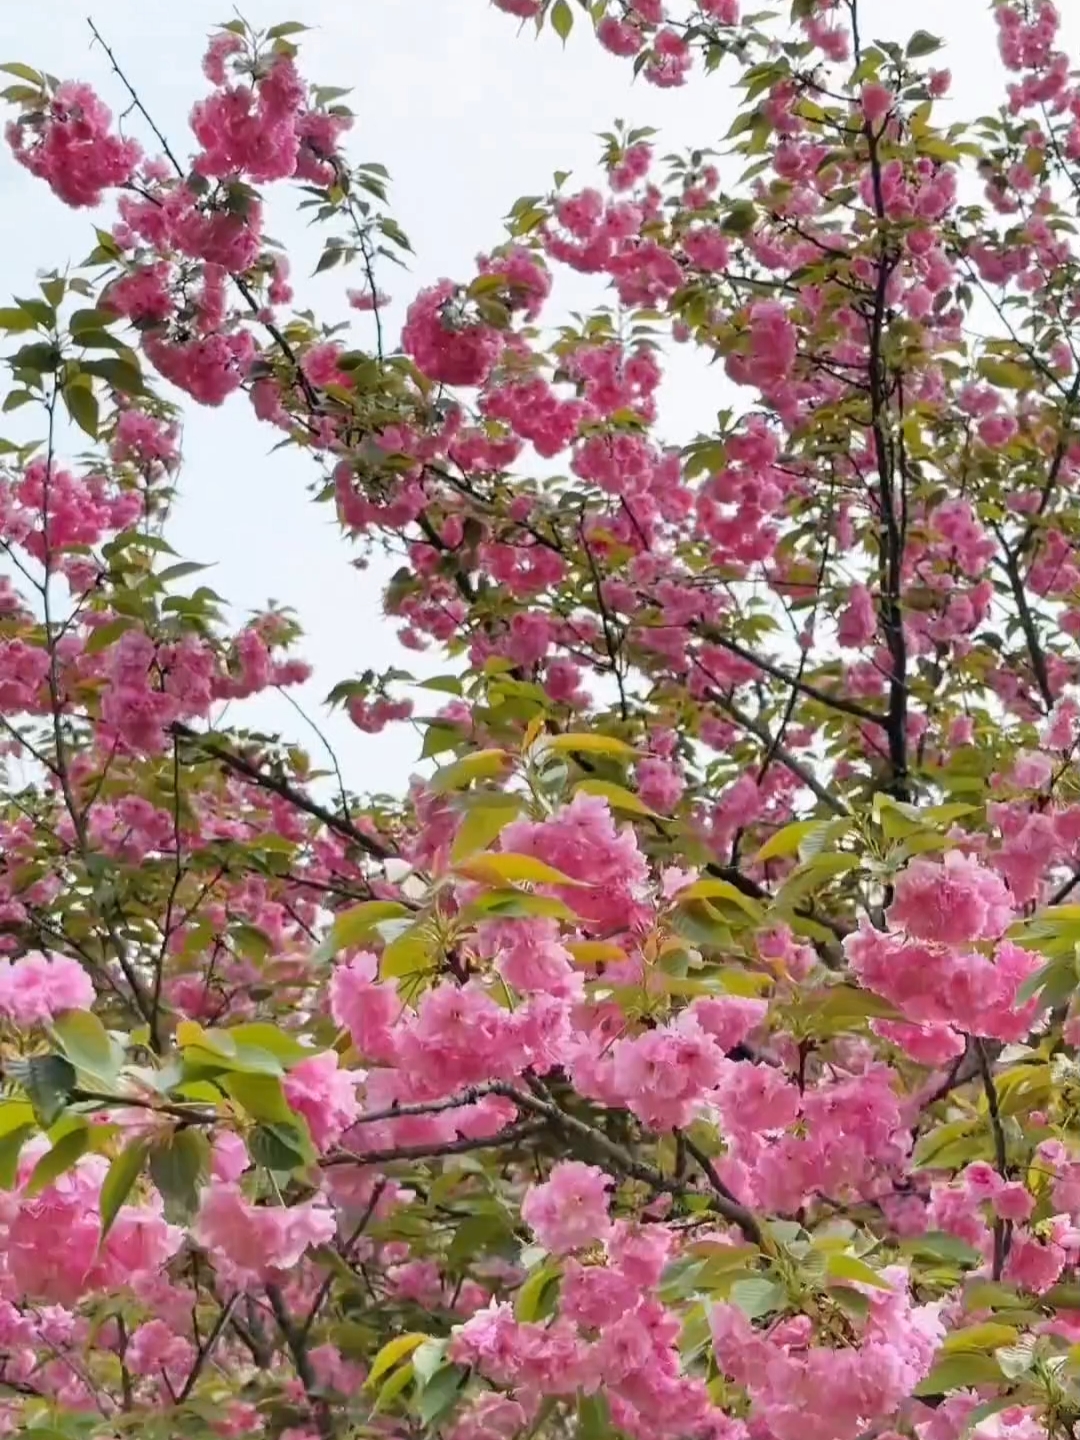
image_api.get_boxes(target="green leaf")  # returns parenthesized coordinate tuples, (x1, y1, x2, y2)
(318, 900, 410, 960)
(14, 296, 54, 326)
(906, 29, 943, 56)
(577, 1394, 611, 1440)
(52, 1009, 121, 1080)
(69, 307, 117, 335)
(98, 1140, 149, 1241)
(8, 1054, 77, 1126)
(149, 1129, 208, 1222)
(224, 1024, 312, 1065)
(266, 21, 309, 37)
(676, 878, 763, 918)
(824, 1254, 893, 1289)
(463, 889, 577, 922)
(0, 306, 39, 332)
(0, 1099, 35, 1139)
(248, 1121, 311, 1171)
(550, 0, 574, 40)
(722, 200, 757, 234)
(374, 1360, 415, 1413)
(515, 1263, 562, 1322)
(0, 62, 45, 84)
(84, 617, 137, 655)
(913, 1352, 1002, 1397)
(25, 1123, 90, 1196)
(417, 1363, 466, 1426)
(902, 1231, 981, 1266)
(730, 1277, 786, 1319)
(222, 1071, 295, 1124)
(82, 356, 146, 395)
(11, 340, 60, 373)
(0, 1123, 34, 1188)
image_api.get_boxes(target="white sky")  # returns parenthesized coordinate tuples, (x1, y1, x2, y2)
(0, 0, 1076, 798)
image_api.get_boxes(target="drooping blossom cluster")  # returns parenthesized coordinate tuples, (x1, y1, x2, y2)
(1, 4, 1080, 1440)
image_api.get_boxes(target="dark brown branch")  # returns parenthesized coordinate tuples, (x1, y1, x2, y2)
(171, 722, 392, 861)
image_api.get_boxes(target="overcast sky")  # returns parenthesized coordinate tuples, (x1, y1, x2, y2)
(0, 0, 1076, 798)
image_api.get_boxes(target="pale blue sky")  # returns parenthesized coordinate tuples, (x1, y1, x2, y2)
(0, 0, 1073, 797)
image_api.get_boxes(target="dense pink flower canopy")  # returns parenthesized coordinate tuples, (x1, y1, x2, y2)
(3, 3, 1080, 1439)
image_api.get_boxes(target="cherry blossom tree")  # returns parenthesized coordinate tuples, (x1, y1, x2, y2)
(2, 2, 1080, 1438)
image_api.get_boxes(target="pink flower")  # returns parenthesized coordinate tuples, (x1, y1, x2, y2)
(690, 996, 767, 1053)
(887, 851, 1014, 944)
(0, 952, 94, 1026)
(402, 280, 503, 386)
(597, 16, 644, 55)
(8, 82, 141, 206)
(195, 1185, 336, 1281)
(329, 951, 400, 1062)
(501, 791, 649, 930)
(860, 83, 893, 128)
(283, 1051, 361, 1151)
(1003, 1232, 1065, 1293)
(635, 756, 684, 812)
(521, 1161, 612, 1252)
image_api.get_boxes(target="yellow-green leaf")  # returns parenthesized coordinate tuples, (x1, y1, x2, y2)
(367, 1333, 429, 1388)
(676, 878, 763, 918)
(450, 797, 524, 861)
(825, 1254, 893, 1289)
(429, 749, 511, 795)
(320, 900, 409, 959)
(941, 1323, 1019, 1354)
(753, 820, 826, 863)
(454, 852, 583, 888)
(574, 778, 659, 818)
(543, 733, 637, 760)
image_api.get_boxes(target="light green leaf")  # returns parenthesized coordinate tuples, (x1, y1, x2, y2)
(98, 1140, 148, 1241)
(318, 900, 410, 960)
(52, 1009, 121, 1081)
(25, 1123, 90, 1196)
(222, 1071, 295, 1124)
(730, 1277, 786, 1319)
